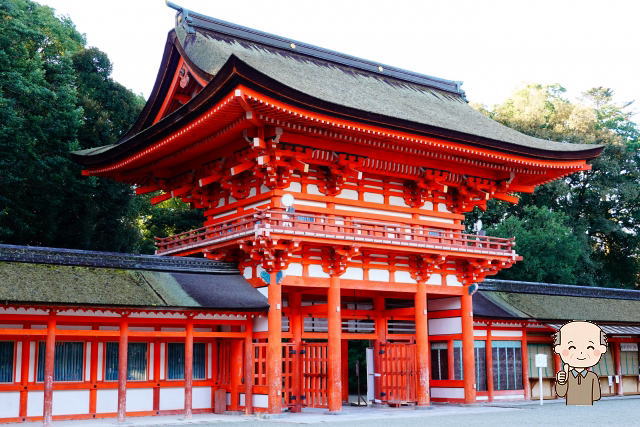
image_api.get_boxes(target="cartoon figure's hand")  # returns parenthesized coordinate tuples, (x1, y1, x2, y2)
(556, 364, 569, 384)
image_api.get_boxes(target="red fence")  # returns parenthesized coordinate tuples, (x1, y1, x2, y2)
(156, 209, 515, 257)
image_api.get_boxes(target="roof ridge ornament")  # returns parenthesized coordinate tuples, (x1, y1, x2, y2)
(166, 1, 195, 35)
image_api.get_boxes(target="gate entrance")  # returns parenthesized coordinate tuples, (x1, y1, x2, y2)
(378, 343, 417, 404)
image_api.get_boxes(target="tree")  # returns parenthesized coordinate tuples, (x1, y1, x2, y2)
(470, 84, 640, 288)
(0, 0, 145, 251)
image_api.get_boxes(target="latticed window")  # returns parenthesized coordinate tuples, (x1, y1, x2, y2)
(453, 340, 463, 380)
(474, 340, 487, 391)
(492, 340, 523, 391)
(37, 342, 84, 382)
(167, 342, 206, 380)
(527, 343, 553, 378)
(105, 342, 148, 381)
(592, 350, 614, 376)
(430, 342, 448, 380)
(620, 349, 639, 375)
(0, 342, 14, 383)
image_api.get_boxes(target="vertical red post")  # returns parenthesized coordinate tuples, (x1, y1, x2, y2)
(244, 319, 254, 415)
(89, 333, 99, 415)
(289, 292, 303, 413)
(373, 295, 386, 402)
(521, 328, 530, 400)
(552, 352, 561, 398)
(414, 281, 430, 407)
(460, 292, 476, 404)
(327, 274, 342, 412)
(267, 270, 282, 413)
(117, 316, 128, 423)
(614, 342, 624, 396)
(19, 334, 30, 420)
(486, 329, 494, 402)
(230, 337, 244, 410)
(184, 316, 194, 418)
(43, 313, 56, 427)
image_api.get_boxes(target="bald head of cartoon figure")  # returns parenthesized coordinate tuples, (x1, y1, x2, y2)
(553, 321, 608, 369)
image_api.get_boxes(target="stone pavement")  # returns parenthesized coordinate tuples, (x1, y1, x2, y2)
(9, 395, 640, 427)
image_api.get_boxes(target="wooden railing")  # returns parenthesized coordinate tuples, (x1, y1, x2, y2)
(155, 209, 516, 256)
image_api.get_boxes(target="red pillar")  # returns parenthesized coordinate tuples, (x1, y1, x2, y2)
(43, 313, 56, 427)
(230, 337, 244, 410)
(289, 292, 303, 412)
(327, 274, 342, 412)
(117, 316, 129, 422)
(552, 352, 561, 399)
(373, 295, 386, 402)
(614, 342, 624, 396)
(267, 270, 282, 413)
(184, 317, 194, 418)
(19, 335, 30, 420)
(244, 319, 254, 415)
(415, 281, 430, 407)
(486, 328, 494, 402)
(521, 328, 530, 400)
(461, 292, 476, 404)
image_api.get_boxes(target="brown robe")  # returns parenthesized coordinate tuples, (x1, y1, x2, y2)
(555, 369, 601, 405)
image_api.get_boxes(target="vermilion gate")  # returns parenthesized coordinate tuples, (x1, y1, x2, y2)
(378, 343, 417, 404)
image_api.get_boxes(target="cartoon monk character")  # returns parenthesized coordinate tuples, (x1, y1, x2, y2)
(553, 321, 608, 405)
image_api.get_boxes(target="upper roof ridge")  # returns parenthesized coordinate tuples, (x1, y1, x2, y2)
(166, 1, 465, 96)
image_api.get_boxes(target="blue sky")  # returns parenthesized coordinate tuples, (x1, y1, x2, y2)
(38, 0, 639, 114)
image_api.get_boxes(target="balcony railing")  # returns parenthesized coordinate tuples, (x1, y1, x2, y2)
(155, 209, 516, 257)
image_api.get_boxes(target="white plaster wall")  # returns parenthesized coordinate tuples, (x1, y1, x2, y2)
(308, 264, 329, 278)
(53, 390, 89, 415)
(193, 387, 211, 409)
(0, 392, 20, 418)
(286, 182, 302, 192)
(28, 342, 35, 382)
(160, 387, 185, 410)
(253, 316, 269, 333)
(437, 203, 450, 213)
(474, 330, 488, 337)
(295, 199, 326, 208)
(341, 267, 364, 280)
(260, 185, 271, 194)
(335, 204, 411, 219)
(421, 201, 434, 210)
(494, 394, 525, 400)
(285, 263, 303, 277)
(491, 330, 523, 337)
(446, 275, 462, 286)
(160, 343, 165, 380)
(388, 196, 409, 207)
(306, 184, 322, 195)
(96, 389, 117, 413)
(149, 343, 155, 380)
(363, 192, 384, 204)
(243, 394, 268, 408)
(430, 387, 464, 399)
(126, 388, 154, 412)
(368, 269, 390, 282)
(428, 296, 461, 311)
(428, 317, 462, 335)
(27, 391, 43, 417)
(394, 270, 416, 284)
(418, 215, 454, 224)
(427, 273, 442, 285)
(335, 189, 358, 200)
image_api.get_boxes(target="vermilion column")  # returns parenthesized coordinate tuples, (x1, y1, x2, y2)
(486, 329, 494, 402)
(289, 292, 303, 413)
(327, 274, 342, 412)
(521, 329, 530, 400)
(552, 352, 561, 398)
(184, 317, 194, 418)
(230, 338, 244, 410)
(267, 270, 283, 413)
(117, 316, 129, 422)
(373, 295, 386, 402)
(614, 342, 624, 396)
(415, 281, 430, 407)
(244, 319, 254, 415)
(460, 292, 476, 404)
(43, 313, 56, 427)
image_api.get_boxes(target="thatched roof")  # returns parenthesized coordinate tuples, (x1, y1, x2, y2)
(0, 244, 268, 311)
(475, 279, 640, 323)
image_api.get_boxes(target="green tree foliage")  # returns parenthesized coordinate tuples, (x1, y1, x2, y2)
(0, 0, 146, 251)
(470, 84, 640, 288)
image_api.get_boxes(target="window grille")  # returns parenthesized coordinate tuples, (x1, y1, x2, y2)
(0, 342, 14, 383)
(430, 342, 448, 380)
(491, 340, 522, 390)
(37, 342, 83, 382)
(167, 342, 206, 380)
(105, 342, 148, 381)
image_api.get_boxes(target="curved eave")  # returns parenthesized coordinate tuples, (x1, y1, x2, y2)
(72, 55, 603, 169)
